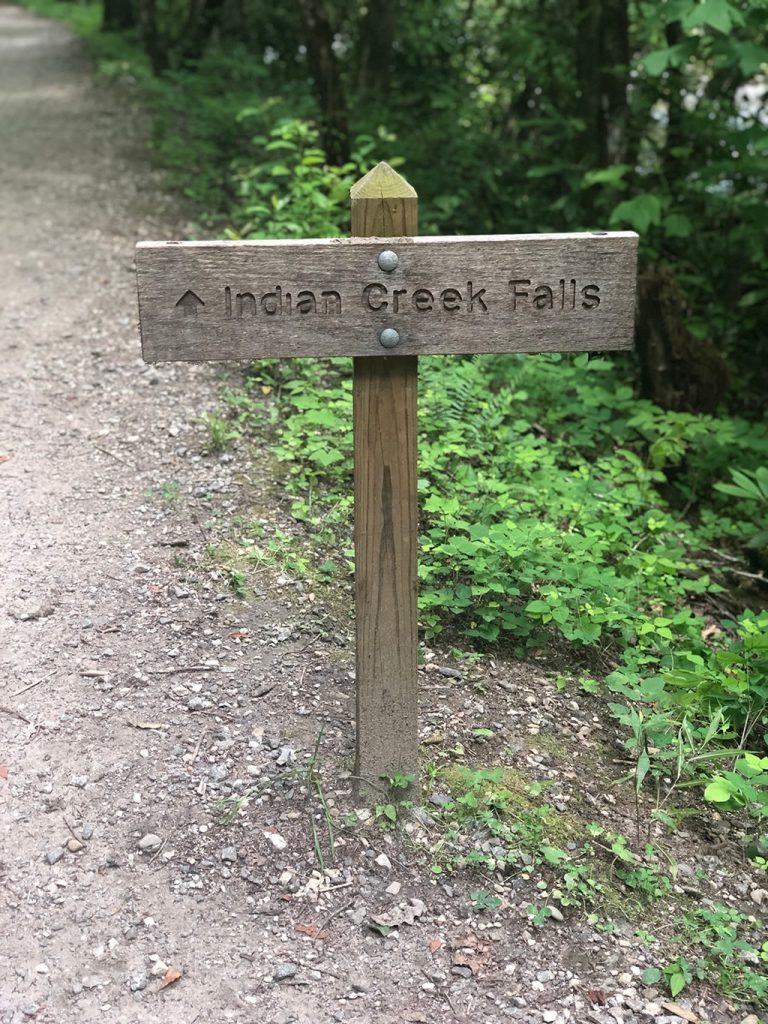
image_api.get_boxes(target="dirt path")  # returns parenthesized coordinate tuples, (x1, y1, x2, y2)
(1, 9, 762, 1024)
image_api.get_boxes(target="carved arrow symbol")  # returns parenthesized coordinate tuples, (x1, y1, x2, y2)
(175, 289, 205, 316)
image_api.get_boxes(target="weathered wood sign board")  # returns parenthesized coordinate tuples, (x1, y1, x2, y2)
(137, 161, 639, 794)
(136, 233, 638, 362)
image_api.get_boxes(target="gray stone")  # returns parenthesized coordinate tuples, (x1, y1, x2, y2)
(128, 973, 147, 992)
(536, 970, 554, 983)
(220, 846, 237, 863)
(350, 976, 371, 993)
(81, 823, 95, 840)
(138, 833, 162, 853)
(276, 745, 295, 767)
(438, 666, 462, 679)
(81, 974, 105, 990)
(273, 962, 297, 982)
(187, 695, 212, 711)
(44, 847, 65, 865)
(547, 906, 564, 922)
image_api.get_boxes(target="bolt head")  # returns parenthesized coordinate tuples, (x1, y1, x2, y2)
(379, 327, 401, 349)
(377, 249, 399, 273)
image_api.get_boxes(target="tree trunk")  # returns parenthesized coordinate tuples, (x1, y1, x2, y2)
(178, 0, 227, 66)
(636, 267, 729, 414)
(102, 0, 135, 31)
(575, 0, 630, 167)
(135, 0, 170, 73)
(356, 2, 398, 96)
(297, 0, 350, 165)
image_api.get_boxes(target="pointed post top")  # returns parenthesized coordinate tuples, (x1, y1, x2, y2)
(350, 161, 418, 238)
(350, 161, 417, 201)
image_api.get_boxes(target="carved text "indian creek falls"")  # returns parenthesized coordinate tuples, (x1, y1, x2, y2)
(221, 279, 602, 318)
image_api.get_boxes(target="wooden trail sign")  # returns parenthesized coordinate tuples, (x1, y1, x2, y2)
(136, 234, 637, 362)
(136, 161, 638, 792)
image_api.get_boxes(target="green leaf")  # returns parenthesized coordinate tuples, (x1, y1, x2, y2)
(636, 751, 651, 791)
(664, 213, 692, 238)
(683, 0, 739, 33)
(733, 42, 768, 76)
(641, 967, 662, 986)
(582, 164, 630, 187)
(610, 194, 664, 233)
(642, 49, 673, 76)
(669, 970, 685, 998)
(704, 778, 736, 803)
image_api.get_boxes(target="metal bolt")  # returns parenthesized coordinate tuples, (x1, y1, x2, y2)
(379, 327, 401, 349)
(377, 249, 399, 272)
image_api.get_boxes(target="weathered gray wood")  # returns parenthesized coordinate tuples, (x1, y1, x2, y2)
(351, 162, 419, 794)
(136, 232, 638, 361)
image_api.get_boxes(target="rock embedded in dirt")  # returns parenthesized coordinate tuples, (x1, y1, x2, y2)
(66, 838, 85, 853)
(81, 823, 95, 840)
(220, 846, 237, 863)
(350, 975, 371, 993)
(44, 847, 65, 865)
(187, 695, 212, 711)
(138, 833, 162, 853)
(273, 962, 297, 982)
(265, 831, 288, 851)
(375, 853, 392, 870)
(8, 602, 55, 621)
(81, 975, 106, 990)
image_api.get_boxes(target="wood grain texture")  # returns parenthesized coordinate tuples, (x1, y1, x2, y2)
(352, 163, 419, 790)
(136, 231, 638, 361)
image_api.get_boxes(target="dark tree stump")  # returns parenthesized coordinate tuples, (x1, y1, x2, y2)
(636, 266, 729, 414)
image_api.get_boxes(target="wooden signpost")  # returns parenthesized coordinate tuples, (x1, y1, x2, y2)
(136, 161, 638, 792)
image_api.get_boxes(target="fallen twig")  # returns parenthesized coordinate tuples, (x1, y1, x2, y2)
(0, 704, 30, 724)
(13, 670, 55, 697)
(147, 665, 215, 676)
(314, 897, 355, 940)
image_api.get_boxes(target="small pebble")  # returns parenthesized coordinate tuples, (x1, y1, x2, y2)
(44, 847, 65, 866)
(138, 833, 162, 853)
(273, 963, 297, 982)
(350, 976, 371, 993)
(265, 832, 287, 852)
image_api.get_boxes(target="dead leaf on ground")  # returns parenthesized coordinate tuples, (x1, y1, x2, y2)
(0, 453, 15, 464)
(158, 966, 182, 990)
(229, 631, 250, 640)
(295, 924, 329, 940)
(401, 1011, 428, 1023)
(661, 1003, 698, 1023)
(701, 623, 722, 640)
(132, 721, 164, 731)
(0, 766, 9, 780)
(370, 897, 426, 930)
(428, 937, 442, 954)
(452, 952, 486, 976)
(586, 990, 608, 1006)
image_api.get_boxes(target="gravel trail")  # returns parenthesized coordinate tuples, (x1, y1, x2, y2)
(0, 10, 760, 1024)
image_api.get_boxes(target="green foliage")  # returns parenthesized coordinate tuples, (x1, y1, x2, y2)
(670, 903, 768, 1005)
(470, 888, 502, 912)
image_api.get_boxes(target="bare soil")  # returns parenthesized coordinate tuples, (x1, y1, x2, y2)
(0, 9, 764, 1024)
